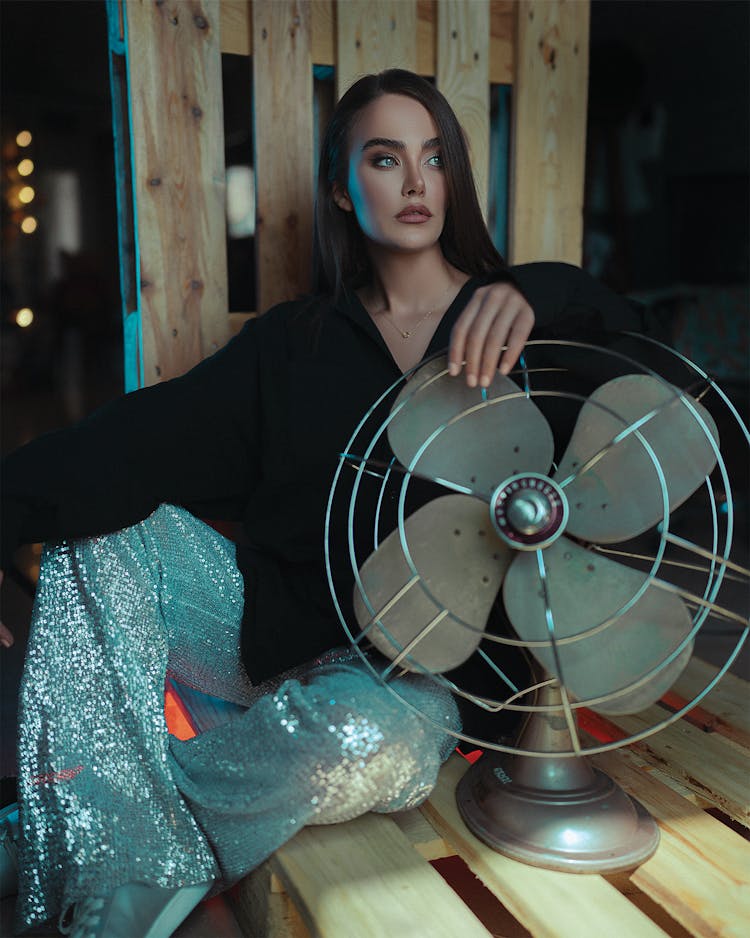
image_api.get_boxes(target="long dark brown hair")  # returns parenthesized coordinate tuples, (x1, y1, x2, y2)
(312, 69, 506, 297)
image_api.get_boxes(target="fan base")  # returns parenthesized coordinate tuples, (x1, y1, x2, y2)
(456, 751, 659, 874)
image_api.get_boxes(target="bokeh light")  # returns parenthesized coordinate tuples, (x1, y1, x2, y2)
(16, 307, 34, 327)
(18, 158, 34, 176)
(18, 185, 35, 204)
(16, 130, 32, 147)
(21, 216, 38, 234)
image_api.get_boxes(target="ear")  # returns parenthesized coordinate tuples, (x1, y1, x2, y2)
(332, 182, 353, 213)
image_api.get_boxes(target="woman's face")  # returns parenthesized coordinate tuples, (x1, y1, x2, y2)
(335, 94, 447, 256)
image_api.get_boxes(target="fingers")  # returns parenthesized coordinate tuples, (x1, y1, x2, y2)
(0, 622, 13, 649)
(0, 570, 11, 649)
(448, 283, 535, 387)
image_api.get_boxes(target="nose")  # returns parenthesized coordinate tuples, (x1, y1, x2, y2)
(402, 162, 425, 197)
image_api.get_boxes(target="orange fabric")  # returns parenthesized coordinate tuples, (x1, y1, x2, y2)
(164, 684, 198, 740)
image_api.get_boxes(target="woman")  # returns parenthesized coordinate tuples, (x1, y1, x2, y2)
(0, 70, 637, 937)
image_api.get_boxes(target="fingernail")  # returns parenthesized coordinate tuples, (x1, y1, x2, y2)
(479, 374, 490, 387)
(467, 374, 477, 388)
(1, 638, 12, 649)
(448, 362, 459, 376)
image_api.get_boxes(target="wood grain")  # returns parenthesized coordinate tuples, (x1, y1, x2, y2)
(272, 812, 493, 937)
(436, 0, 490, 217)
(252, 0, 314, 311)
(604, 705, 749, 827)
(220, 0, 252, 54)
(335, 0, 418, 100)
(594, 748, 750, 938)
(508, 0, 590, 265)
(127, 0, 230, 385)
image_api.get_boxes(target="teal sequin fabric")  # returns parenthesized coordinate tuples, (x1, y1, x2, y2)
(16, 505, 459, 929)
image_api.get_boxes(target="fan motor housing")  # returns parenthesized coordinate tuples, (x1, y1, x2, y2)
(490, 473, 569, 550)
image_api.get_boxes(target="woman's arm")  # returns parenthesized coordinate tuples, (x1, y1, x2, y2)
(1, 318, 263, 573)
(448, 263, 642, 388)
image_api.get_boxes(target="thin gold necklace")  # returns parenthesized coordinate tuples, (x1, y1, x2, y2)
(378, 281, 455, 340)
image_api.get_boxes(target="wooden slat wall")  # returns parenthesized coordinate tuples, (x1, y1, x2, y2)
(220, 1, 514, 83)
(116, 0, 589, 383)
(508, 0, 591, 265)
(252, 1, 314, 312)
(123, 0, 229, 385)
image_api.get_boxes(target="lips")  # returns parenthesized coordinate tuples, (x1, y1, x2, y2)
(396, 204, 432, 221)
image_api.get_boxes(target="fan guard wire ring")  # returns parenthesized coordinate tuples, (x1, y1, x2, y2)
(325, 338, 748, 756)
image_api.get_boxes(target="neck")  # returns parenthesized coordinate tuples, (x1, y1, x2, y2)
(364, 245, 467, 314)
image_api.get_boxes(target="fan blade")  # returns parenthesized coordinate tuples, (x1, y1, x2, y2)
(354, 494, 513, 673)
(388, 355, 554, 497)
(503, 538, 693, 714)
(556, 375, 719, 543)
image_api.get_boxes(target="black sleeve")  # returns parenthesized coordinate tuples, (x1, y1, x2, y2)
(510, 262, 644, 335)
(1, 318, 262, 570)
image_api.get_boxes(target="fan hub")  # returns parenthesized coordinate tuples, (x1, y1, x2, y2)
(490, 473, 569, 550)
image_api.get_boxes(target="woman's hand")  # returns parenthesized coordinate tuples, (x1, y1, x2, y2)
(448, 281, 534, 386)
(0, 570, 13, 649)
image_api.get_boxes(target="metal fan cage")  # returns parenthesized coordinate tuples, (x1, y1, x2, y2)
(325, 335, 749, 758)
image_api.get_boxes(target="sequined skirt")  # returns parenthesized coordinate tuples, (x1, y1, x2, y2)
(16, 505, 459, 929)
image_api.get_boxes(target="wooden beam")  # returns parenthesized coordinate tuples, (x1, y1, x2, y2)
(508, 0, 590, 265)
(335, 1, 418, 101)
(219, 1, 513, 85)
(252, 1, 314, 311)
(126, 0, 230, 385)
(436, 0, 491, 217)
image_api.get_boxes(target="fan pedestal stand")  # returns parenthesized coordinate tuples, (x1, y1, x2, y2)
(456, 680, 660, 873)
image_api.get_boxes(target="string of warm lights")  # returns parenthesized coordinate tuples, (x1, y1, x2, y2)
(3, 128, 37, 326)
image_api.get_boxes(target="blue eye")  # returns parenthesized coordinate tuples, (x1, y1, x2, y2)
(372, 154, 398, 168)
(426, 153, 443, 167)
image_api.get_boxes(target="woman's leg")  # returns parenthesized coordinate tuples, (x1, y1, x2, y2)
(168, 656, 459, 885)
(18, 503, 459, 929)
(16, 505, 229, 929)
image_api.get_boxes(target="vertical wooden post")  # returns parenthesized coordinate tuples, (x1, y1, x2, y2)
(117, 0, 230, 386)
(252, 0, 314, 312)
(508, 0, 590, 265)
(436, 0, 491, 218)
(336, 1, 418, 100)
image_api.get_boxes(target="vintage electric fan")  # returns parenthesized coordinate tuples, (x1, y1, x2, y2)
(325, 335, 749, 873)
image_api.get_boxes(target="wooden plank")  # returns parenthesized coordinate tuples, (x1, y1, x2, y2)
(229, 310, 255, 334)
(126, 0, 230, 384)
(391, 808, 453, 861)
(272, 813, 493, 938)
(508, 0, 590, 265)
(436, 0, 490, 216)
(489, 0, 514, 84)
(594, 748, 750, 938)
(671, 656, 750, 742)
(390, 0, 513, 84)
(252, 1, 314, 311)
(606, 707, 750, 827)
(422, 754, 668, 938)
(233, 860, 311, 938)
(219, 1, 513, 82)
(311, 0, 334, 66)
(220, 0, 252, 55)
(335, 1, 418, 100)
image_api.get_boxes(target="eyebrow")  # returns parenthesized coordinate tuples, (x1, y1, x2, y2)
(361, 136, 441, 153)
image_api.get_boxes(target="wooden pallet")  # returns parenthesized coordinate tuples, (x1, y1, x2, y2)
(226, 657, 749, 938)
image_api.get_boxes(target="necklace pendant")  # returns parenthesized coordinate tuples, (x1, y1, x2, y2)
(401, 330, 411, 339)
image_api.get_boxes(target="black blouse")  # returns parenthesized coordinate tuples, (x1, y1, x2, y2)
(1, 263, 641, 682)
